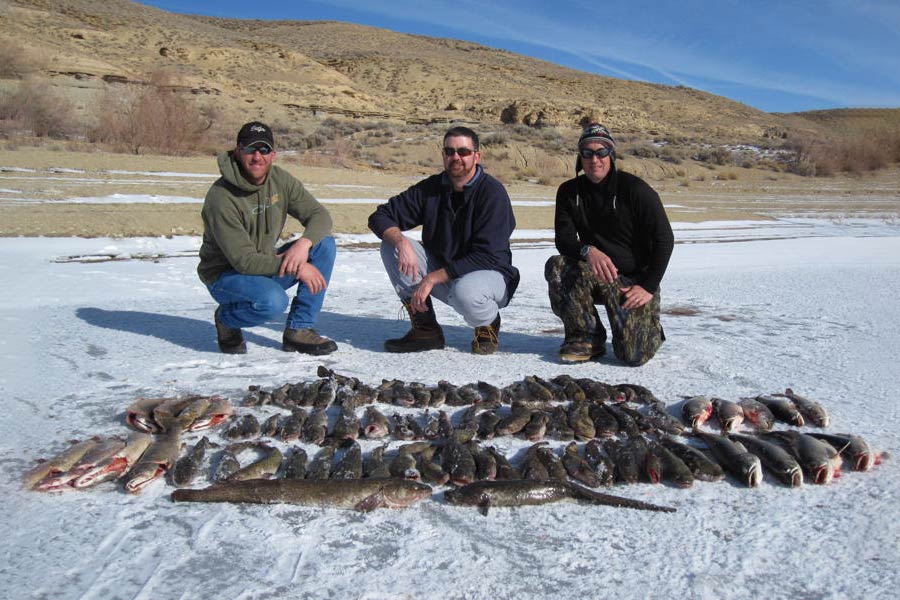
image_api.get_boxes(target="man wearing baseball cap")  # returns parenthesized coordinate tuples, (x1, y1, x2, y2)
(544, 123, 674, 366)
(198, 121, 338, 355)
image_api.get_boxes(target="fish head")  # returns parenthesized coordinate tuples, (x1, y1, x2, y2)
(383, 481, 432, 508)
(812, 463, 834, 485)
(788, 466, 804, 488)
(855, 452, 875, 472)
(742, 455, 762, 488)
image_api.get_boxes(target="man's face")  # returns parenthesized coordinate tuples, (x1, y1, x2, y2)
(581, 141, 612, 184)
(442, 134, 480, 185)
(236, 143, 276, 185)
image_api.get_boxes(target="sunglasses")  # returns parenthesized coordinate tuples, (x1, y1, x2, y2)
(579, 147, 613, 160)
(241, 145, 273, 155)
(443, 147, 476, 157)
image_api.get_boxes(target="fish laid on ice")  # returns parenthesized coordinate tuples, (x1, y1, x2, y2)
(172, 478, 433, 511)
(761, 430, 841, 484)
(125, 397, 169, 433)
(681, 396, 713, 430)
(562, 442, 603, 488)
(737, 398, 775, 431)
(36, 438, 125, 492)
(754, 395, 805, 427)
(227, 442, 283, 481)
(172, 436, 212, 487)
(780, 388, 829, 428)
(73, 432, 154, 489)
(443, 480, 676, 515)
(807, 432, 877, 472)
(728, 433, 803, 487)
(647, 439, 694, 488)
(363, 406, 390, 439)
(188, 396, 234, 431)
(695, 431, 762, 488)
(124, 427, 183, 493)
(281, 446, 309, 480)
(658, 436, 725, 482)
(711, 398, 744, 433)
(331, 442, 363, 480)
(25, 438, 99, 490)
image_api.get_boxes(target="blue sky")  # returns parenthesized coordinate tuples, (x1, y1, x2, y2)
(138, 0, 900, 113)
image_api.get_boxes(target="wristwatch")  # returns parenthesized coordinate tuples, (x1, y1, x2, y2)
(580, 244, 591, 258)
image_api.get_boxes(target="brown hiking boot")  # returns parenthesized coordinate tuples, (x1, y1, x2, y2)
(283, 327, 338, 355)
(471, 314, 501, 355)
(214, 307, 247, 354)
(385, 298, 445, 353)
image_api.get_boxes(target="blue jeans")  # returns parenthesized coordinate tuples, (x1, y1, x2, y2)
(207, 237, 336, 330)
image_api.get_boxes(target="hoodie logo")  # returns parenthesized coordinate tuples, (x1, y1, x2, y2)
(251, 193, 281, 214)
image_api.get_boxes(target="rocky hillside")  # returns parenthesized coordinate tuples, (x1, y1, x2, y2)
(1, 0, 898, 182)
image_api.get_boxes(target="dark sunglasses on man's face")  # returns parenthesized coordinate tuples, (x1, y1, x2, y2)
(579, 147, 613, 160)
(443, 147, 475, 157)
(241, 145, 273, 155)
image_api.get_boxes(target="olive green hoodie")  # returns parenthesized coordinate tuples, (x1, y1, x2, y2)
(197, 151, 333, 285)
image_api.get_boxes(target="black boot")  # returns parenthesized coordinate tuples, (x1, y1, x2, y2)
(472, 313, 501, 355)
(385, 298, 445, 353)
(214, 307, 247, 354)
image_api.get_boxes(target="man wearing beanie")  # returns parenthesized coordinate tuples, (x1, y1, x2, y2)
(198, 121, 338, 356)
(544, 123, 674, 366)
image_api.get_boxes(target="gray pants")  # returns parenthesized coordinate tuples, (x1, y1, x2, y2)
(380, 240, 508, 327)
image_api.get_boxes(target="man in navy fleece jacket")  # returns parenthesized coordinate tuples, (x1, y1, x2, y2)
(368, 126, 519, 355)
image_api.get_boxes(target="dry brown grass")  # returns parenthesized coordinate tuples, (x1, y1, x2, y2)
(1, 0, 898, 182)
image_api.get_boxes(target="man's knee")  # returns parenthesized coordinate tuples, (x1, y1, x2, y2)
(451, 274, 503, 325)
(544, 255, 568, 282)
(312, 235, 337, 263)
(252, 287, 290, 320)
(613, 323, 664, 366)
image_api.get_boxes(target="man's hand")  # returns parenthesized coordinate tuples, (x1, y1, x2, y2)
(396, 236, 420, 282)
(410, 276, 434, 313)
(585, 246, 618, 283)
(297, 262, 327, 295)
(409, 269, 449, 313)
(278, 238, 312, 278)
(620, 284, 652, 309)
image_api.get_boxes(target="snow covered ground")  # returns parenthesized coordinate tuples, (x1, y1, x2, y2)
(2, 218, 900, 600)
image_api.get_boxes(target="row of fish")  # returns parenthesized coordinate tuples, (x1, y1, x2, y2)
(682, 389, 829, 432)
(158, 422, 883, 493)
(244, 366, 660, 411)
(221, 390, 828, 448)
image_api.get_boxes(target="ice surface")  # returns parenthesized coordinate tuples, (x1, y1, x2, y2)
(2, 219, 899, 600)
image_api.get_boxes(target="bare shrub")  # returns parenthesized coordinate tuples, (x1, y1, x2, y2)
(0, 77, 75, 137)
(90, 72, 212, 154)
(694, 146, 733, 166)
(0, 39, 43, 77)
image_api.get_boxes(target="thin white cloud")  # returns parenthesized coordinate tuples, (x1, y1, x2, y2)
(313, 0, 900, 109)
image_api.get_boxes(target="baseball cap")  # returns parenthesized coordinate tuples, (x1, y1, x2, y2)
(237, 121, 274, 150)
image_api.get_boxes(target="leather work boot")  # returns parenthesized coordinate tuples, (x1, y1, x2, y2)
(471, 313, 501, 355)
(384, 298, 445, 353)
(283, 327, 338, 356)
(214, 307, 247, 354)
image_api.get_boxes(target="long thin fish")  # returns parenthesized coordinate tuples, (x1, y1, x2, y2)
(172, 478, 432, 511)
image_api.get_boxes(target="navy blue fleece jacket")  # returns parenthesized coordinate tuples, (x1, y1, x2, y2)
(368, 166, 520, 300)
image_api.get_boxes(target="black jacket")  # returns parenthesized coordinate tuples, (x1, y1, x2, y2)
(554, 166, 673, 293)
(368, 166, 520, 300)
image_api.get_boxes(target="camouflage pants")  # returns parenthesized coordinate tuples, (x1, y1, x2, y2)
(544, 255, 665, 366)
